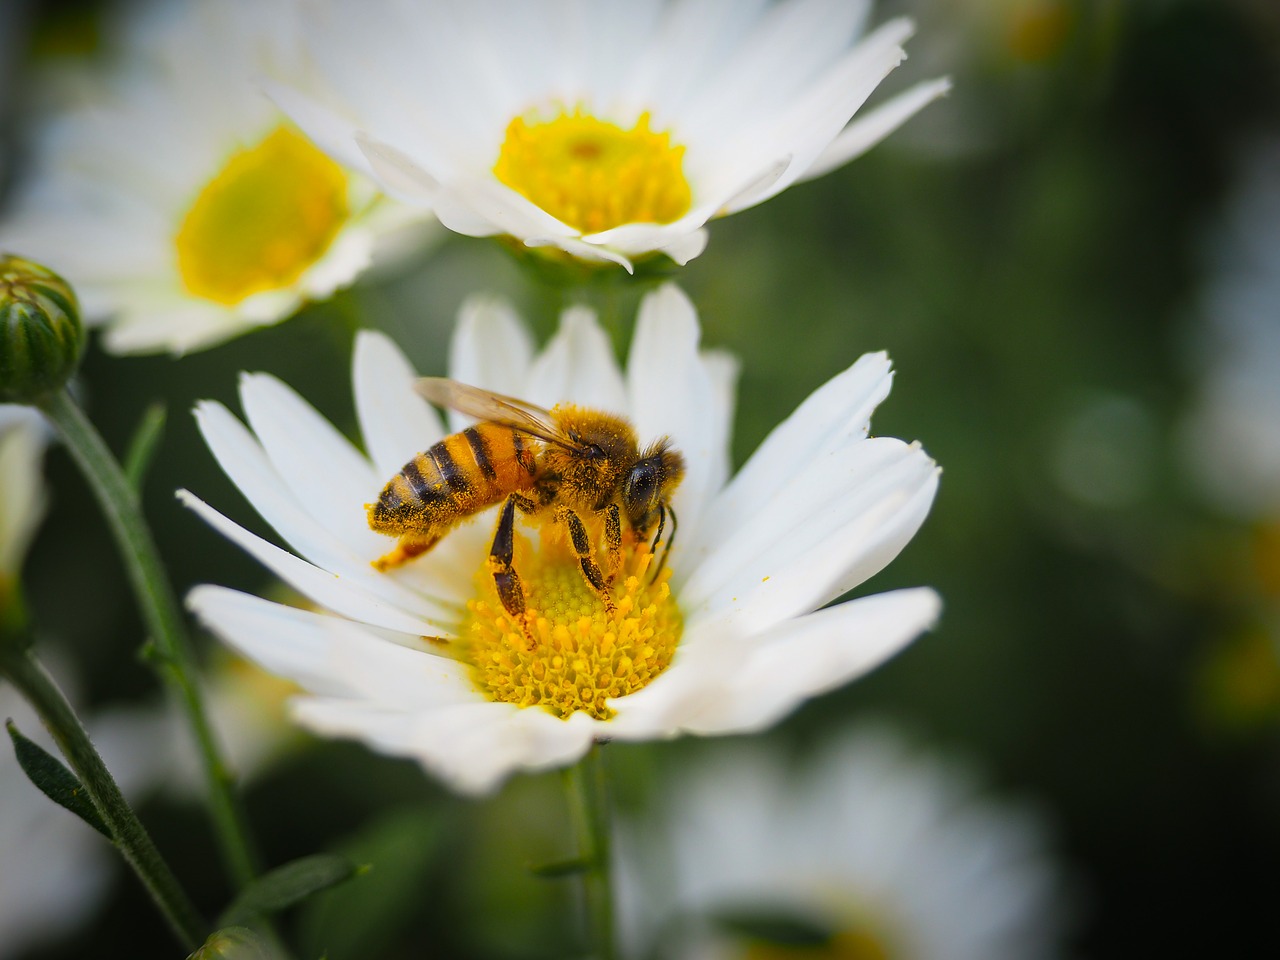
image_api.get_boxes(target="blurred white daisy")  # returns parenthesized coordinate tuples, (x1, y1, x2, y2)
(1181, 138, 1280, 519)
(162, 648, 302, 796)
(182, 283, 940, 794)
(616, 727, 1066, 960)
(0, 669, 165, 959)
(0, 0, 435, 355)
(271, 0, 949, 270)
(0, 405, 48, 601)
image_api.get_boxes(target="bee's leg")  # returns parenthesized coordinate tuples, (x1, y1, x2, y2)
(488, 496, 528, 627)
(373, 533, 440, 572)
(648, 505, 677, 585)
(556, 506, 616, 613)
(602, 503, 622, 584)
(510, 492, 539, 515)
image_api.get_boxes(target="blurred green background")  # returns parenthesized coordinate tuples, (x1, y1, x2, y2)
(5, 0, 1280, 956)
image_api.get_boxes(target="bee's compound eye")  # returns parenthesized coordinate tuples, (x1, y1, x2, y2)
(627, 463, 657, 497)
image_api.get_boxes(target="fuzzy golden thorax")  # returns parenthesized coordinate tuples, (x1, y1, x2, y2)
(541, 405, 640, 511)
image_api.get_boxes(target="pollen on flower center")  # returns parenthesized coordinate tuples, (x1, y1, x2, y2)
(493, 105, 692, 234)
(460, 532, 682, 721)
(175, 124, 350, 305)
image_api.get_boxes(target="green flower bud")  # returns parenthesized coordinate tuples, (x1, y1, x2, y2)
(0, 576, 28, 652)
(0, 255, 84, 403)
(187, 927, 276, 960)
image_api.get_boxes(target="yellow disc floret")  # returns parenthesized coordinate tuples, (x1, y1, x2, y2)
(175, 124, 350, 305)
(493, 105, 692, 234)
(461, 533, 682, 721)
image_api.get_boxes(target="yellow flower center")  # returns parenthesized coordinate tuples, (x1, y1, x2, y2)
(744, 929, 892, 960)
(461, 532, 682, 720)
(493, 106, 692, 234)
(175, 124, 350, 305)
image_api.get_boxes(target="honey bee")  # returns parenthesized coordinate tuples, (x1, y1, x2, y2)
(367, 378, 685, 622)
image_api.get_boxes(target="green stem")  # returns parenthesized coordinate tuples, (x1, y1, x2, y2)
(39, 388, 261, 889)
(566, 743, 616, 960)
(0, 645, 206, 948)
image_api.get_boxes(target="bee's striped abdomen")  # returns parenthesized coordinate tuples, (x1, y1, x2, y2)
(368, 424, 538, 538)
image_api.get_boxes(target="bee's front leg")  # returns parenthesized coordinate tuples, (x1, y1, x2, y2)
(601, 503, 622, 585)
(555, 506, 616, 614)
(488, 495, 529, 629)
(647, 503, 676, 584)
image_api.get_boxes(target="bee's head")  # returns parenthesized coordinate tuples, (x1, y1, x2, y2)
(622, 439, 685, 536)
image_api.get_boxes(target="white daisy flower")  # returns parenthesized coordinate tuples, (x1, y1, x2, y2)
(616, 727, 1066, 960)
(0, 0, 436, 355)
(270, 0, 950, 271)
(181, 283, 940, 795)
(0, 405, 48, 593)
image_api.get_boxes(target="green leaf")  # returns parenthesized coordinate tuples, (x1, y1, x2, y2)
(122, 402, 166, 493)
(217, 853, 359, 927)
(528, 855, 593, 878)
(6, 720, 111, 839)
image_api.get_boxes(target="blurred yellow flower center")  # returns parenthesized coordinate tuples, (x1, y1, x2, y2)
(461, 534, 682, 720)
(744, 929, 891, 960)
(493, 106, 692, 234)
(175, 125, 349, 305)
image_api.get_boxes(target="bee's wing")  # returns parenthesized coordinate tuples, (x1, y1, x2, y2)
(414, 378, 579, 448)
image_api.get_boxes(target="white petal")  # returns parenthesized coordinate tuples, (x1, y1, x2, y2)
(611, 588, 939, 738)
(178, 490, 450, 636)
(194, 400, 360, 567)
(264, 80, 374, 175)
(0, 410, 48, 576)
(296, 224, 374, 301)
(680, 0, 871, 137)
(620, 0, 767, 120)
(694, 352, 893, 553)
(200, 383, 477, 613)
(353, 330, 447, 479)
(685, 441, 939, 636)
(713, 156, 792, 215)
(526, 305, 627, 411)
(101, 299, 246, 356)
(684, 436, 916, 601)
(581, 220, 699, 255)
(572, 218, 709, 265)
(720, 18, 918, 213)
(798, 77, 952, 183)
(684, 588, 940, 734)
(355, 133, 444, 208)
(699, 346, 740, 523)
(448, 176, 580, 241)
(290, 697, 597, 796)
(238, 372, 380, 548)
(626, 285, 721, 547)
(525, 234, 636, 272)
(661, 228, 709, 265)
(603, 623, 741, 741)
(187, 585, 476, 708)
(447, 295, 536, 430)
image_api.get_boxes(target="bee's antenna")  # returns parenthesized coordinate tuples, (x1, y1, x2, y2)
(648, 504, 677, 585)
